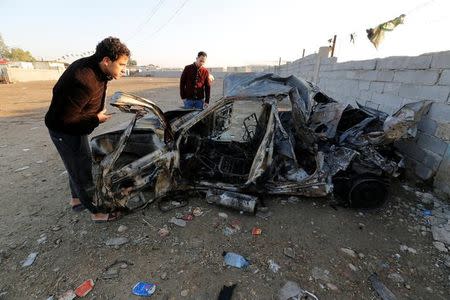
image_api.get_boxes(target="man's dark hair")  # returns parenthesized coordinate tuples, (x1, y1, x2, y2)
(94, 37, 130, 62)
(197, 51, 207, 58)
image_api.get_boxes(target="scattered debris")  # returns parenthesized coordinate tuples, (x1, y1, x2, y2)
(326, 283, 338, 291)
(399, 245, 417, 254)
(105, 237, 129, 246)
(169, 217, 187, 227)
(51, 225, 61, 231)
(369, 273, 397, 300)
(37, 234, 47, 245)
(181, 213, 194, 221)
(21, 252, 38, 267)
(223, 226, 238, 237)
(117, 225, 128, 233)
(218, 284, 237, 300)
(268, 259, 281, 273)
(218, 212, 228, 219)
(192, 207, 203, 217)
(131, 282, 156, 297)
(388, 273, 405, 284)
(14, 166, 30, 172)
(22, 148, 30, 152)
(223, 252, 249, 269)
(206, 190, 257, 214)
(348, 263, 358, 272)
(432, 241, 448, 252)
(283, 247, 296, 259)
(278, 281, 319, 300)
(158, 226, 170, 237)
(180, 289, 189, 297)
(256, 210, 273, 220)
(311, 267, 331, 282)
(74, 279, 94, 297)
(229, 219, 241, 231)
(432, 224, 450, 245)
(58, 290, 76, 300)
(251, 227, 262, 236)
(102, 260, 132, 279)
(340, 247, 357, 257)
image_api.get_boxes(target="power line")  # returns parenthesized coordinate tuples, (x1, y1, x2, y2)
(133, 0, 190, 45)
(127, 0, 166, 41)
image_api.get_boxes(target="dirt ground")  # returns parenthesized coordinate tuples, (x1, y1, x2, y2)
(0, 77, 449, 300)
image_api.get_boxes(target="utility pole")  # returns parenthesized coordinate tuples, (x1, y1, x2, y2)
(330, 35, 337, 57)
(278, 57, 281, 74)
(302, 49, 305, 58)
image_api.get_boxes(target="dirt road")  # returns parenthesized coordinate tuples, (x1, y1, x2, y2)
(0, 78, 448, 299)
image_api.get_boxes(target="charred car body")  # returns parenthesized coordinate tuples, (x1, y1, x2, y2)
(90, 73, 431, 213)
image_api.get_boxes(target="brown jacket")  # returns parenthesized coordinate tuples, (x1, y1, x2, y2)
(45, 56, 110, 135)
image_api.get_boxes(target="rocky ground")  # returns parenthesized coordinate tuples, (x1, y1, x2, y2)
(0, 77, 449, 299)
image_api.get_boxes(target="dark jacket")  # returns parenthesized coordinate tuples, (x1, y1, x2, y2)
(45, 56, 110, 135)
(180, 63, 210, 103)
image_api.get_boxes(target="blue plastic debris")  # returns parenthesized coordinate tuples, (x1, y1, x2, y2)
(223, 252, 250, 269)
(422, 210, 432, 217)
(132, 282, 156, 297)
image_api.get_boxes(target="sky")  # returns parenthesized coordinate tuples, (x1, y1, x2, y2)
(1, 0, 449, 68)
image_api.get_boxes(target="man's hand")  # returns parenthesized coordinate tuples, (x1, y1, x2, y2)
(97, 109, 112, 123)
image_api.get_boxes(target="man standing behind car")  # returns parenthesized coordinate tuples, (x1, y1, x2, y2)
(45, 37, 129, 222)
(180, 51, 210, 109)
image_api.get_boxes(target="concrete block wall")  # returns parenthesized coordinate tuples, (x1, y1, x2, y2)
(276, 51, 450, 199)
(4, 67, 65, 82)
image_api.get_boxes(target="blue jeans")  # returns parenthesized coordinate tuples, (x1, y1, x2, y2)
(184, 99, 204, 109)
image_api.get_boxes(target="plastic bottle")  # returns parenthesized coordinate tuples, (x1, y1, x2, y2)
(223, 252, 250, 268)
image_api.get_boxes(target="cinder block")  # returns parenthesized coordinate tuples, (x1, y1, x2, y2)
(422, 149, 443, 171)
(417, 118, 438, 135)
(427, 102, 450, 122)
(376, 70, 395, 82)
(398, 84, 450, 102)
(321, 57, 337, 65)
(407, 55, 433, 70)
(438, 69, 450, 86)
(319, 65, 334, 72)
(435, 123, 450, 141)
(358, 80, 371, 91)
(369, 82, 385, 93)
(377, 55, 432, 70)
(383, 82, 401, 95)
(431, 51, 450, 69)
(415, 162, 434, 180)
(393, 70, 439, 85)
(355, 70, 378, 81)
(395, 140, 426, 161)
(433, 145, 450, 198)
(417, 132, 448, 156)
(332, 59, 377, 71)
(358, 90, 373, 101)
(371, 93, 404, 107)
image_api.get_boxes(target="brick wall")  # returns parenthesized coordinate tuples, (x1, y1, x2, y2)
(275, 51, 450, 199)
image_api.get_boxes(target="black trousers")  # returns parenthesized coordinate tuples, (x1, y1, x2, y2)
(49, 129, 99, 213)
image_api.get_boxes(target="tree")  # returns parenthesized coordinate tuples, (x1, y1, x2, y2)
(7, 48, 35, 62)
(0, 34, 8, 58)
(127, 59, 137, 66)
(0, 33, 36, 61)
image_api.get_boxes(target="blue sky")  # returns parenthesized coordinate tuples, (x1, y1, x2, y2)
(1, 0, 449, 67)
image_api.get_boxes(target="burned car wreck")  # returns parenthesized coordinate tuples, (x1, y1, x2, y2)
(90, 73, 431, 213)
